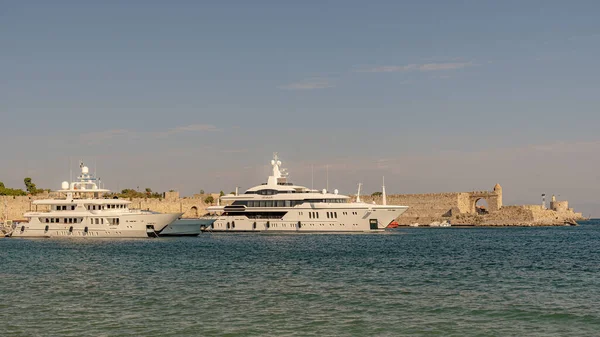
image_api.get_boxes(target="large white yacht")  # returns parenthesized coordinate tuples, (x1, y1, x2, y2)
(206, 154, 408, 232)
(11, 163, 182, 238)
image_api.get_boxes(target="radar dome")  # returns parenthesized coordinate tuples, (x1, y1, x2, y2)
(61, 181, 69, 189)
(82, 166, 89, 174)
(322, 188, 327, 194)
(277, 160, 281, 166)
(271, 160, 275, 165)
(334, 189, 338, 195)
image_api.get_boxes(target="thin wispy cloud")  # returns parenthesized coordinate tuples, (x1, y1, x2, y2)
(527, 140, 600, 154)
(281, 61, 474, 90)
(222, 149, 248, 154)
(81, 124, 220, 144)
(429, 74, 452, 79)
(287, 140, 600, 176)
(355, 62, 474, 73)
(567, 33, 600, 42)
(169, 124, 219, 133)
(278, 78, 335, 90)
(156, 123, 220, 137)
(81, 129, 131, 144)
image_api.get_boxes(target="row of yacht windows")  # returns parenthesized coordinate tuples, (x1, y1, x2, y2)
(87, 204, 126, 210)
(308, 212, 339, 219)
(53, 204, 127, 211)
(87, 218, 120, 225)
(245, 189, 294, 195)
(55, 205, 75, 211)
(308, 212, 345, 219)
(42, 217, 120, 225)
(222, 211, 287, 219)
(244, 189, 351, 198)
(233, 199, 346, 208)
(215, 222, 361, 229)
(304, 199, 346, 203)
(43, 218, 83, 224)
(240, 200, 303, 207)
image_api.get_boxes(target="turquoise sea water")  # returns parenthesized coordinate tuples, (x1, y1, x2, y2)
(2, 221, 600, 336)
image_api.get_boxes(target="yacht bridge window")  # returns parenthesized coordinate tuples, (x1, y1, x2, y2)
(245, 189, 294, 195)
(222, 211, 287, 219)
(242, 200, 303, 208)
(304, 199, 346, 203)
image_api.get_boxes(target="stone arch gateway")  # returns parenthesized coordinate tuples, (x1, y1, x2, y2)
(467, 184, 502, 214)
(191, 206, 199, 218)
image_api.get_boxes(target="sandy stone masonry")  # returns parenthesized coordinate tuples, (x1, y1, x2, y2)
(1, 191, 214, 222)
(1, 184, 584, 226)
(361, 184, 583, 226)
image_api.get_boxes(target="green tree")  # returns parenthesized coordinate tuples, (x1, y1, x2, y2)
(0, 181, 26, 196)
(371, 191, 383, 197)
(24, 177, 38, 195)
(219, 190, 224, 197)
(199, 189, 205, 194)
(113, 188, 163, 199)
(204, 195, 214, 204)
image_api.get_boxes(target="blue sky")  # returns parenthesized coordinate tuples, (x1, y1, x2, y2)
(1, 1, 600, 215)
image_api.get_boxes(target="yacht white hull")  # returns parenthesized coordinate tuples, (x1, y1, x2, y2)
(208, 205, 408, 233)
(11, 213, 182, 238)
(158, 218, 216, 236)
(205, 153, 410, 233)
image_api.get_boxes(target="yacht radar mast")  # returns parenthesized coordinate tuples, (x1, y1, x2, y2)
(268, 152, 289, 186)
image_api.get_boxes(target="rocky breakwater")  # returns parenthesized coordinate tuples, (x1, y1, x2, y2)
(361, 184, 584, 227)
(443, 204, 583, 227)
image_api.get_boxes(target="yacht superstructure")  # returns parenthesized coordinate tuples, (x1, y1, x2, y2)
(11, 163, 182, 238)
(206, 154, 408, 232)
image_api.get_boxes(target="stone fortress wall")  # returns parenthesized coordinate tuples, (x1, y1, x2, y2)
(1, 184, 584, 226)
(0, 191, 215, 222)
(360, 184, 582, 226)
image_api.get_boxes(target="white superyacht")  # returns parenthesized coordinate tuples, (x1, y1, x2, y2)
(12, 163, 182, 238)
(206, 154, 408, 232)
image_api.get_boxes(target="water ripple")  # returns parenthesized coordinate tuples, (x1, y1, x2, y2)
(2, 222, 600, 336)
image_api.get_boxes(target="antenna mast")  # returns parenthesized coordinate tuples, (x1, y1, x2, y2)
(356, 183, 362, 203)
(326, 164, 329, 192)
(311, 164, 314, 190)
(382, 176, 387, 205)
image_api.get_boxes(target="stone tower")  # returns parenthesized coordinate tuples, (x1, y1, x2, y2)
(491, 183, 503, 210)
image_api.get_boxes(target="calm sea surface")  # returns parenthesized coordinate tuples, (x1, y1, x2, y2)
(2, 221, 600, 336)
